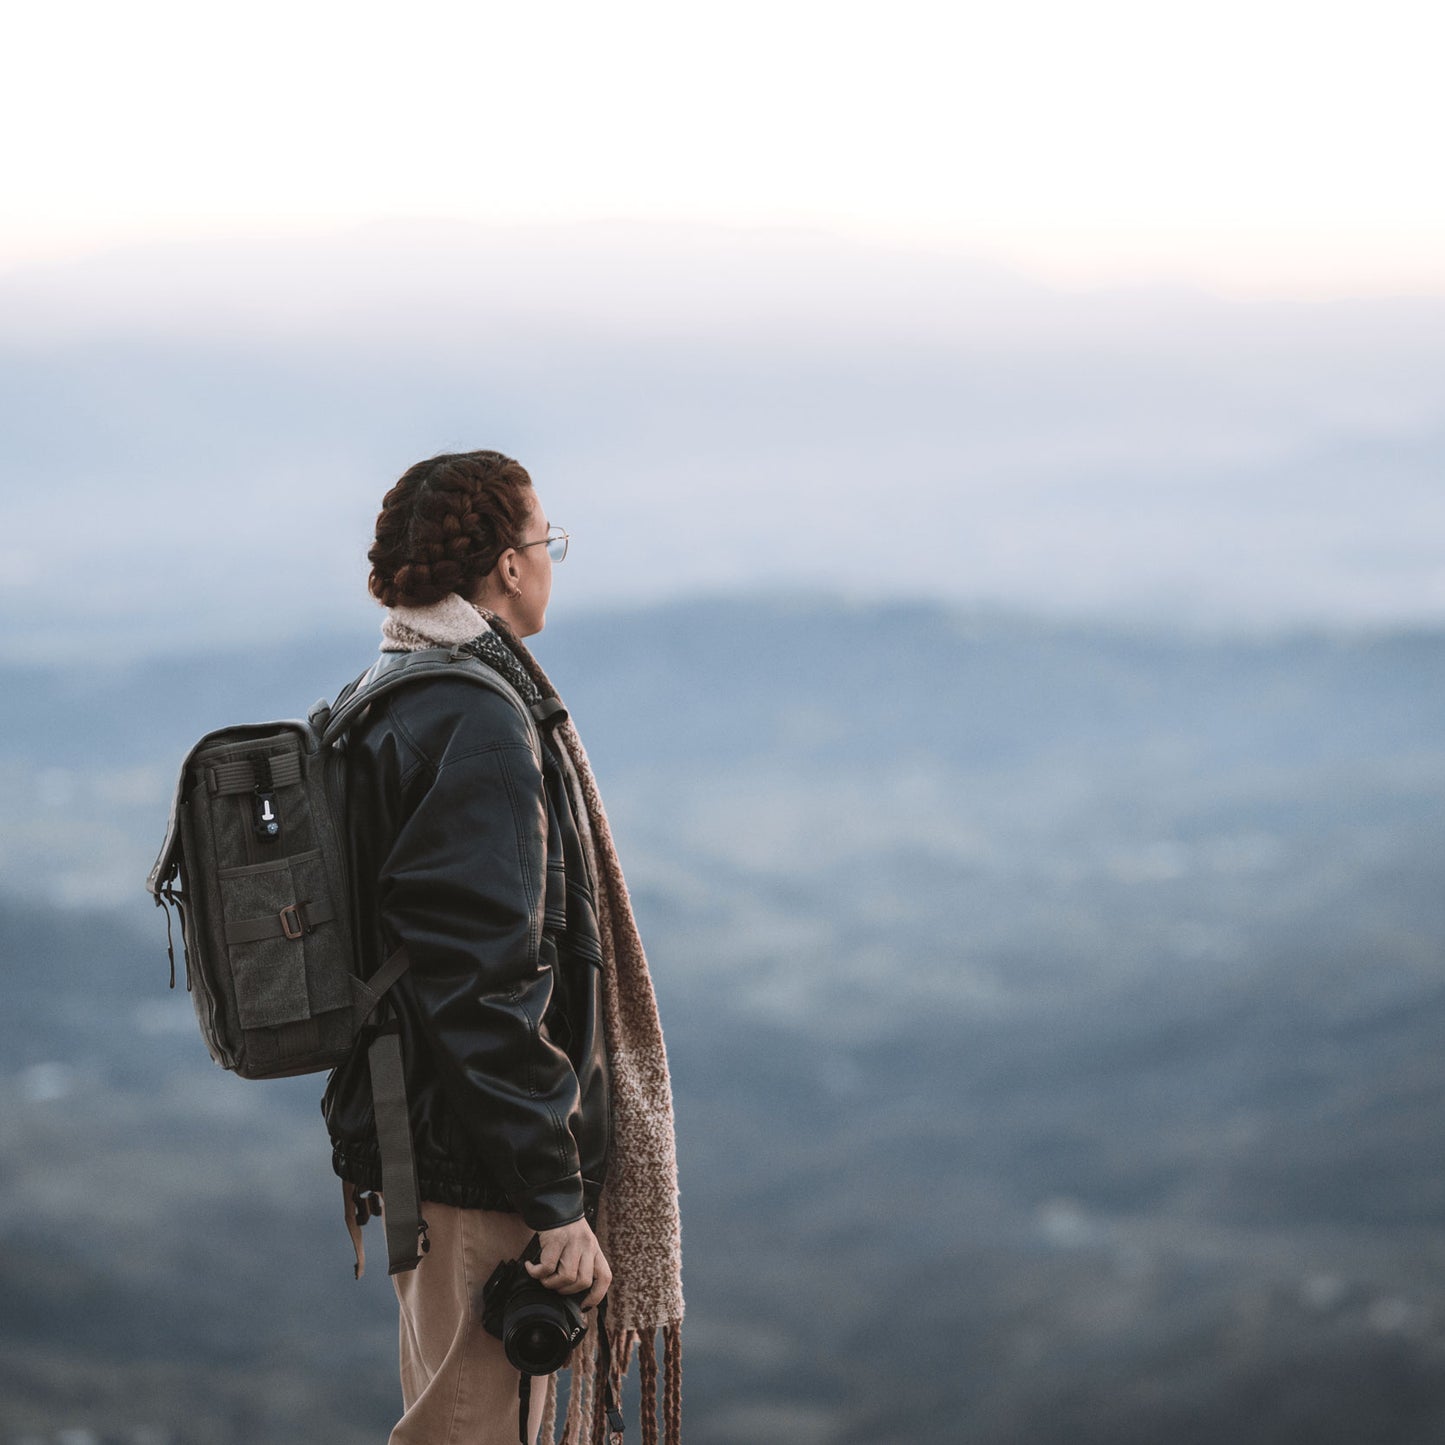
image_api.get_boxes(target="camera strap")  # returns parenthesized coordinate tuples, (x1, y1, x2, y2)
(595, 1295, 626, 1440)
(515, 1295, 624, 1445)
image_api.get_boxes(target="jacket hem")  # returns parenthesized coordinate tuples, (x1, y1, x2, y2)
(332, 1144, 518, 1214)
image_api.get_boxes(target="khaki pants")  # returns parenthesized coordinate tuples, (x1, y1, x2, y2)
(390, 1202, 547, 1445)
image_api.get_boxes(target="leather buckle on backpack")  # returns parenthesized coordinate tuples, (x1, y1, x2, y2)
(279, 903, 307, 941)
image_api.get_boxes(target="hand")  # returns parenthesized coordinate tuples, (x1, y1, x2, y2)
(524, 1218, 612, 1310)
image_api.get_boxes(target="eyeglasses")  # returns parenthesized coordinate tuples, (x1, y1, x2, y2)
(515, 526, 569, 563)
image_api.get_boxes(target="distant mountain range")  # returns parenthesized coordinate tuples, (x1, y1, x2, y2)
(4, 597, 1442, 911)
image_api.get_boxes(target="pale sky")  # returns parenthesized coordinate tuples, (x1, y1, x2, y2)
(3, 0, 1444, 296)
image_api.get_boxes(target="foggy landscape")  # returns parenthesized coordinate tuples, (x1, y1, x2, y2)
(5, 0, 1444, 1432)
(2, 597, 1443, 1443)
(1, 206, 1443, 1444)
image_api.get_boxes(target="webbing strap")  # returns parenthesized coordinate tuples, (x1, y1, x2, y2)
(530, 696, 569, 730)
(343, 1179, 383, 1280)
(223, 898, 335, 944)
(369, 1022, 427, 1275)
(206, 754, 303, 795)
(352, 945, 411, 1027)
(518, 1372, 532, 1445)
(595, 1296, 625, 1439)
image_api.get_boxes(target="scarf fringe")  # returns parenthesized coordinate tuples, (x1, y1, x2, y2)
(561, 1329, 595, 1445)
(548, 1322, 681, 1445)
(636, 1328, 659, 1445)
(662, 1324, 683, 1445)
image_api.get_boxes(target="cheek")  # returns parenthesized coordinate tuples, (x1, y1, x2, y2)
(527, 565, 551, 623)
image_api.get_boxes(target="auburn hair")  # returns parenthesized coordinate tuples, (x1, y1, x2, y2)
(367, 451, 535, 608)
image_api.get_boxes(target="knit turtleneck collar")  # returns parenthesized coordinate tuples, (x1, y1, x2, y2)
(380, 595, 542, 706)
(380, 593, 492, 652)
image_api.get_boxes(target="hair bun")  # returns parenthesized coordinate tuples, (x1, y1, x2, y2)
(368, 451, 534, 609)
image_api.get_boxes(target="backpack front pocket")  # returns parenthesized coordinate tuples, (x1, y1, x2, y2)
(218, 849, 337, 1029)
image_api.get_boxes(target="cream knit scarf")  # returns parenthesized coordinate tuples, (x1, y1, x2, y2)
(381, 593, 684, 1445)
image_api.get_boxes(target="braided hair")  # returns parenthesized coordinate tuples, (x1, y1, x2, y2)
(367, 450, 535, 608)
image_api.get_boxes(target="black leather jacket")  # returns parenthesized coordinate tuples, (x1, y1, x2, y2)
(322, 661, 611, 1231)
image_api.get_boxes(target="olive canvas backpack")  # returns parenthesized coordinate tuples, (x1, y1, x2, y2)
(146, 644, 545, 1276)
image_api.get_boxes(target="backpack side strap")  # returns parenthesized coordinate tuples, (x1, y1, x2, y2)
(344, 943, 429, 1278)
(350, 942, 413, 1029)
(370, 1014, 429, 1275)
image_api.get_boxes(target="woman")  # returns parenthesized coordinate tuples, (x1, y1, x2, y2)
(322, 450, 683, 1445)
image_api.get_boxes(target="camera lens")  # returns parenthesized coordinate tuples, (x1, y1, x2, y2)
(505, 1300, 574, 1374)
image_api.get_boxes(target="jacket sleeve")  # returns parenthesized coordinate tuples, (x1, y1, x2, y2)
(377, 684, 586, 1231)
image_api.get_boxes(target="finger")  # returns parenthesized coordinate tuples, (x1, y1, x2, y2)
(541, 1265, 590, 1297)
(579, 1261, 611, 1311)
(547, 1250, 585, 1292)
(526, 1242, 573, 1285)
(524, 1238, 566, 1279)
(565, 1259, 595, 1296)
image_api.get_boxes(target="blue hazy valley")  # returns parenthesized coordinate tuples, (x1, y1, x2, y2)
(2, 597, 1443, 1444)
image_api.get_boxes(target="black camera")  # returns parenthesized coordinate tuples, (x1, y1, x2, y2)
(479, 1233, 589, 1375)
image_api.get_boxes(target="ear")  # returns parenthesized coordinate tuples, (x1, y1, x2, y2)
(497, 547, 523, 598)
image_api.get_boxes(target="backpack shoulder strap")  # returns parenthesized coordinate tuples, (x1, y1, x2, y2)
(318, 646, 542, 756)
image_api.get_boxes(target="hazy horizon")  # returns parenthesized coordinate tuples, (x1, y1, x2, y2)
(1, 219, 1441, 659)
